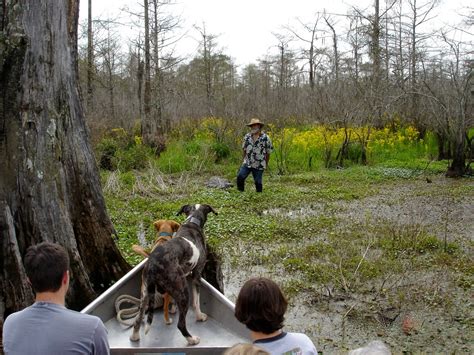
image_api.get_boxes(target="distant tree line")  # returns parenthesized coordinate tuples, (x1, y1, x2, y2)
(79, 0, 473, 176)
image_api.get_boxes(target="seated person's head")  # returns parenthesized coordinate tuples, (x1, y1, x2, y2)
(234, 277, 287, 334)
(24, 242, 69, 293)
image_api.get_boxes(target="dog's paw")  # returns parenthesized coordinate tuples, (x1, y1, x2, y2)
(165, 317, 173, 325)
(186, 335, 200, 345)
(196, 312, 208, 322)
(130, 331, 140, 342)
(144, 324, 151, 334)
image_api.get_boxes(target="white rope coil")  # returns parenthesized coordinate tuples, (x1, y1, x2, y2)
(115, 293, 164, 327)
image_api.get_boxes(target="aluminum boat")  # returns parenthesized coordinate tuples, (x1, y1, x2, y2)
(82, 259, 250, 354)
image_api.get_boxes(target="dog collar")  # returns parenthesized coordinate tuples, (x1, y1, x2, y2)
(187, 216, 201, 227)
(158, 232, 173, 237)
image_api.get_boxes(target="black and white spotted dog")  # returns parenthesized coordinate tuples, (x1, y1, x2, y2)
(130, 204, 218, 345)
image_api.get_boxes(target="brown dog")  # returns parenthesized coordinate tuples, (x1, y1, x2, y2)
(132, 219, 181, 256)
(131, 219, 180, 325)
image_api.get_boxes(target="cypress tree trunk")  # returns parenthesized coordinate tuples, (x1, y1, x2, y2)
(86, 0, 94, 110)
(447, 125, 467, 177)
(0, 0, 130, 327)
(142, 0, 156, 147)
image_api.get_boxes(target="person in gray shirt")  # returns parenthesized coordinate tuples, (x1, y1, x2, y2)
(3, 242, 109, 355)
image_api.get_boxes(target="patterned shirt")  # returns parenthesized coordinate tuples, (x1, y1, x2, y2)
(242, 132, 273, 170)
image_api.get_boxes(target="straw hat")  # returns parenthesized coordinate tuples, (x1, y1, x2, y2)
(246, 118, 265, 127)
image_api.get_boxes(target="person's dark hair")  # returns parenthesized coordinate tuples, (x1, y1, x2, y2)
(234, 277, 287, 334)
(24, 242, 69, 293)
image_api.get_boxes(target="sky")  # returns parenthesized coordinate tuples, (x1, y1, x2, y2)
(79, 0, 471, 67)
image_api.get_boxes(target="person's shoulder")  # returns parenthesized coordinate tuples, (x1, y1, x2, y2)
(285, 332, 315, 344)
(285, 332, 317, 353)
(63, 308, 104, 325)
(4, 310, 22, 327)
(289, 332, 312, 339)
(63, 310, 107, 335)
(4, 305, 33, 323)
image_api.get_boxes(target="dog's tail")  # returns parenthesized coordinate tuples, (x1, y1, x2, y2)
(144, 272, 168, 334)
(132, 244, 149, 258)
(144, 281, 157, 334)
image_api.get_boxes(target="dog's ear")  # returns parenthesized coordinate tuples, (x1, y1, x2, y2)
(153, 220, 163, 231)
(170, 220, 181, 232)
(203, 205, 218, 215)
(176, 204, 192, 216)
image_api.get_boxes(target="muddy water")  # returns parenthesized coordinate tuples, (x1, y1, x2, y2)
(222, 177, 474, 353)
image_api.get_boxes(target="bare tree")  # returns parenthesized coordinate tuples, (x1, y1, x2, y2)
(87, 0, 94, 109)
(0, 0, 130, 325)
(94, 20, 122, 124)
(421, 29, 472, 176)
(257, 58, 274, 118)
(347, 11, 365, 84)
(271, 33, 299, 117)
(352, 0, 397, 125)
(372, 0, 382, 121)
(392, 0, 406, 89)
(407, 0, 439, 136)
(324, 15, 340, 84)
(136, 0, 182, 145)
(194, 24, 220, 116)
(286, 14, 324, 91)
(137, 36, 144, 117)
(141, 0, 158, 147)
(240, 64, 261, 115)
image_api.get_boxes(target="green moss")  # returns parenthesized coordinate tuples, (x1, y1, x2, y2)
(302, 242, 335, 259)
(282, 279, 307, 299)
(119, 171, 136, 188)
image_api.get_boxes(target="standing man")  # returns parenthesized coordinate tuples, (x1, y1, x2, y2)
(237, 118, 273, 192)
(3, 242, 110, 355)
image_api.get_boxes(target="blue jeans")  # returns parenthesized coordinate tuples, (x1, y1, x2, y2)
(237, 165, 264, 192)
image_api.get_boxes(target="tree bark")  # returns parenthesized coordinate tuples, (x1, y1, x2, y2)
(0, 0, 130, 325)
(86, 0, 94, 110)
(137, 40, 144, 117)
(371, 0, 383, 125)
(201, 26, 214, 116)
(152, 0, 163, 133)
(436, 131, 450, 160)
(447, 105, 468, 177)
(142, 0, 156, 147)
(309, 38, 315, 91)
(447, 136, 466, 177)
(324, 17, 339, 84)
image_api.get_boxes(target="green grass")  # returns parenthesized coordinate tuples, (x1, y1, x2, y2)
(103, 164, 472, 294)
